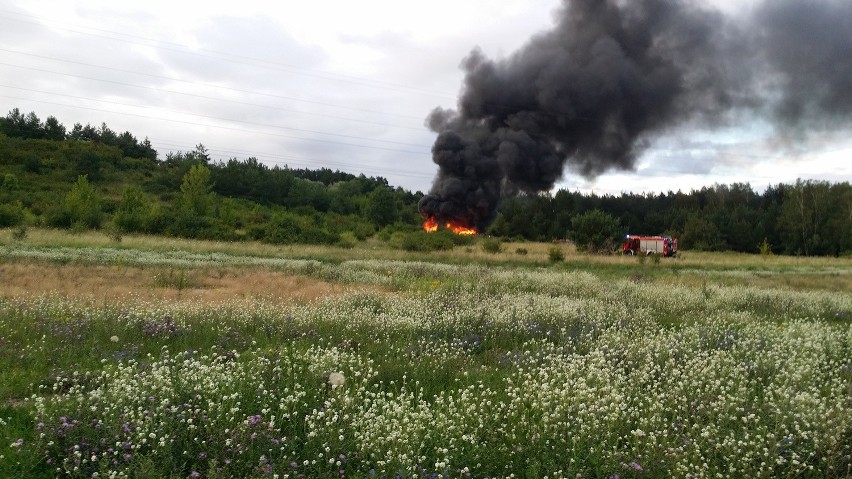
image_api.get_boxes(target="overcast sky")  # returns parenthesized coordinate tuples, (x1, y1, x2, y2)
(1, 0, 849, 195)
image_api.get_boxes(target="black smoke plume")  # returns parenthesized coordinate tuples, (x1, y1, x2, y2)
(418, 0, 852, 231)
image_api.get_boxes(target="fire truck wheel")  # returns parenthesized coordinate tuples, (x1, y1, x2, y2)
(624, 249, 634, 256)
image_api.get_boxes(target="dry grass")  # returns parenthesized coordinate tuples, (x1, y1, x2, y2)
(3, 228, 851, 294)
(0, 260, 365, 304)
(7, 227, 850, 268)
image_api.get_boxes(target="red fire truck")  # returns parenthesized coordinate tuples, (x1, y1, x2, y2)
(622, 235, 678, 257)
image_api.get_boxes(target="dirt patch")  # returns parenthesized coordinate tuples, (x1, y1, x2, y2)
(0, 261, 366, 304)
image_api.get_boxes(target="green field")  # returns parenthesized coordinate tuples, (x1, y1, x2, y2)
(1, 229, 851, 478)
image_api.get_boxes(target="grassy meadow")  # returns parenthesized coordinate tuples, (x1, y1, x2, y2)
(1, 228, 850, 479)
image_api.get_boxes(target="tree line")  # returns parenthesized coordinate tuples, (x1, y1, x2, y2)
(493, 181, 852, 256)
(1, 108, 850, 255)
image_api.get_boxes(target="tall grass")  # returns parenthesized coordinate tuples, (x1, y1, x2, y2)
(7, 226, 851, 273)
(0, 233, 850, 478)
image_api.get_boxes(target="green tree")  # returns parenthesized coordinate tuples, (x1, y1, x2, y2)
(569, 209, 622, 253)
(0, 108, 42, 138)
(777, 179, 838, 255)
(65, 175, 101, 228)
(0, 200, 24, 227)
(288, 178, 330, 211)
(43, 116, 66, 140)
(0, 173, 20, 201)
(179, 164, 215, 216)
(363, 186, 399, 227)
(113, 185, 150, 232)
(682, 212, 725, 251)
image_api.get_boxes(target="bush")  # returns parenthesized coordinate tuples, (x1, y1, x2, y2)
(758, 237, 774, 256)
(481, 237, 503, 254)
(448, 232, 476, 247)
(0, 201, 24, 227)
(65, 175, 103, 229)
(547, 246, 565, 263)
(426, 232, 456, 251)
(378, 223, 415, 242)
(569, 209, 621, 253)
(105, 224, 123, 243)
(113, 186, 151, 233)
(351, 223, 376, 241)
(11, 224, 27, 241)
(390, 231, 454, 252)
(260, 212, 336, 245)
(336, 231, 358, 249)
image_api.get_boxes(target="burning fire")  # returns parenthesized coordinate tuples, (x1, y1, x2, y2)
(422, 216, 477, 236)
(423, 216, 438, 232)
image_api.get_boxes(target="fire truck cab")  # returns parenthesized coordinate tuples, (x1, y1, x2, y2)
(623, 234, 678, 257)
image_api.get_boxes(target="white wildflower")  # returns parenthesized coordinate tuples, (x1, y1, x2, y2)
(328, 372, 345, 387)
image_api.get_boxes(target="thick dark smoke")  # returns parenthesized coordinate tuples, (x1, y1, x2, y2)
(418, 0, 852, 231)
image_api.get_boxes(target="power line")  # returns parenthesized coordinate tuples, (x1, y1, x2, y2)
(0, 10, 457, 100)
(0, 52, 428, 130)
(0, 94, 430, 155)
(0, 59, 426, 122)
(0, 84, 430, 148)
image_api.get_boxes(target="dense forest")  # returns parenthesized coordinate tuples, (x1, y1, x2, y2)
(1, 108, 850, 256)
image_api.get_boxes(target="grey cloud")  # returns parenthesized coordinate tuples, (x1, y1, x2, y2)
(418, 0, 852, 230)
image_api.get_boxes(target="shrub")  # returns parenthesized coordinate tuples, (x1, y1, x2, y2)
(758, 237, 774, 256)
(11, 224, 27, 241)
(105, 224, 123, 243)
(63, 175, 102, 229)
(390, 231, 454, 252)
(113, 186, 151, 233)
(426, 232, 456, 251)
(481, 237, 503, 254)
(261, 212, 336, 245)
(448, 232, 476, 247)
(337, 231, 358, 249)
(547, 246, 565, 263)
(378, 224, 414, 242)
(0, 201, 24, 227)
(569, 209, 621, 253)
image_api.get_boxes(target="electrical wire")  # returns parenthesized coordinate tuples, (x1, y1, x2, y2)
(0, 94, 430, 155)
(0, 84, 430, 148)
(0, 10, 457, 100)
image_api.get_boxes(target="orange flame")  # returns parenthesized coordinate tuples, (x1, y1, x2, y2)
(447, 222, 477, 236)
(422, 216, 477, 235)
(423, 216, 438, 232)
